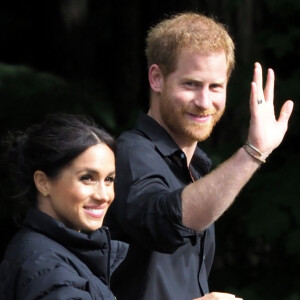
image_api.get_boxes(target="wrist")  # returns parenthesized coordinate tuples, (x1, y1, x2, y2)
(242, 142, 268, 164)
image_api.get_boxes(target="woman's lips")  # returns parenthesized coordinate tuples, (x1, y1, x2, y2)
(83, 206, 106, 218)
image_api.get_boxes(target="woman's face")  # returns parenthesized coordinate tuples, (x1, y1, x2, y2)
(38, 143, 115, 232)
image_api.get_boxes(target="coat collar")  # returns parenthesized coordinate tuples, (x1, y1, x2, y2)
(23, 208, 128, 284)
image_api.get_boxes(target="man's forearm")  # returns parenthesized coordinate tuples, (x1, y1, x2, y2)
(182, 147, 261, 231)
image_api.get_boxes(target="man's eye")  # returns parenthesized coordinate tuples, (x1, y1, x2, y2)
(210, 84, 223, 90)
(185, 81, 196, 87)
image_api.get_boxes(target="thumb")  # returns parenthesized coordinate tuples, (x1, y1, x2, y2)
(278, 100, 294, 124)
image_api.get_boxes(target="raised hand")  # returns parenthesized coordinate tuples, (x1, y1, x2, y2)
(247, 62, 293, 157)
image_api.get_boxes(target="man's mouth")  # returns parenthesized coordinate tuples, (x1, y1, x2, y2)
(187, 113, 212, 123)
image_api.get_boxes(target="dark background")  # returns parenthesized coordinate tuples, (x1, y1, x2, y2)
(0, 1, 299, 299)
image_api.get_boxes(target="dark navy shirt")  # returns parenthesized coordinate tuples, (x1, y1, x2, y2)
(105, 112, 215, 300)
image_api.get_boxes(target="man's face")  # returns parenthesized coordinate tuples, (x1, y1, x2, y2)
(157, 50, 228, 148)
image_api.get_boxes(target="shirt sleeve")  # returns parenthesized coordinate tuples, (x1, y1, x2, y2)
(110, 143, 197, 253)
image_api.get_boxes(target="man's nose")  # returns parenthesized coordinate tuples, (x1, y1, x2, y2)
(193, 87, 212, 109)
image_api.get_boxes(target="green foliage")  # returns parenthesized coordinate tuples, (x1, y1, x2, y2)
(0, 63, 117, 133)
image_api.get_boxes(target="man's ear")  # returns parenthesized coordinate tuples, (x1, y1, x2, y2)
(148, 64, 164, 92)
(33, 170, 49, 197)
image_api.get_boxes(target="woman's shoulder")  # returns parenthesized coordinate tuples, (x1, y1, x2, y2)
(1, 228, 76, 278)
(4, 228, 62, 261)
(0, 228, 92, 299)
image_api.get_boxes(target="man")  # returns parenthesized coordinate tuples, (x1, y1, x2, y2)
(105, 12, 293, 300)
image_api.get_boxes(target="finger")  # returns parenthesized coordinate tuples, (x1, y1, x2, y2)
(277, 100, 294, 124)
(264, 68, 275, 103)
(253, 62, 264, 101)
(249, 82, 261, 116)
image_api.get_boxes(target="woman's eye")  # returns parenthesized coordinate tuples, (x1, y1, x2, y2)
(80, 174, 94, 182)
(105, 176, 115, 183)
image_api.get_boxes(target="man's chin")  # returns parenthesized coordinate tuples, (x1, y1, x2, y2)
(186, 124, 213, 142)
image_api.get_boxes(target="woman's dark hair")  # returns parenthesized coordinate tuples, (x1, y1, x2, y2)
(1, 113, 115, 225)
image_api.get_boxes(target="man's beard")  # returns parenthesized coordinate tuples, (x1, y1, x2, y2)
(159, 93, 225, 143)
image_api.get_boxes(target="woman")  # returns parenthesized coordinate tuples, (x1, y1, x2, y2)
(0, 113, 128, 300)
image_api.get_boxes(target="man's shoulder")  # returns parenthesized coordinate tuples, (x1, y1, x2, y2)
(117, 128, 154, 149)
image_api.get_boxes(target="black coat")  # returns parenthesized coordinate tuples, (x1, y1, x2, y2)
(0, 208, 128, 300)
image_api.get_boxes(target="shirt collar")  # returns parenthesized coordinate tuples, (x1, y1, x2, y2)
(135, 112, 212, 173)
(135, 112, 179, 157)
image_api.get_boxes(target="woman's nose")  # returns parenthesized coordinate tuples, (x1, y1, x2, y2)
(93, 183, 110, 201)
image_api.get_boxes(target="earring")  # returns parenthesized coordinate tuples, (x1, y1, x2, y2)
(43, 192, 48, 197)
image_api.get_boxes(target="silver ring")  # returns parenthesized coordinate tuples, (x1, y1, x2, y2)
(257, 99, 263, 104)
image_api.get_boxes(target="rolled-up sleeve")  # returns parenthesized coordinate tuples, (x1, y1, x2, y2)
(112, 143, 197, 253)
